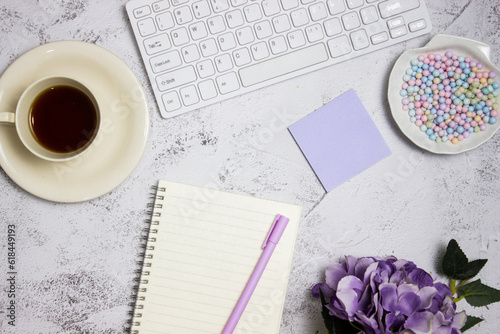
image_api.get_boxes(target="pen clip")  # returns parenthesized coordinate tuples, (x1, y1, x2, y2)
(262, 214, 288, 249)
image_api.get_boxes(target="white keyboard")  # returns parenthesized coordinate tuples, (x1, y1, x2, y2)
(126, 0, 432, 118)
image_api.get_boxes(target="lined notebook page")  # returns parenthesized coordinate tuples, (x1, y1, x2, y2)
(132, 180, 301, 334)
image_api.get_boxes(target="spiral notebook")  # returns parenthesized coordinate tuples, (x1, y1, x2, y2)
(131, 180, 301, 334)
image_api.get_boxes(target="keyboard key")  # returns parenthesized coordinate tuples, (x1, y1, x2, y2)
(216, 72, 240, 94)
(326, 0, 346, 15)
(244, 4, 263, 22)
(198, 79, 218, 100)
(387, 16, 404, 29)
(347, 0, 364, 9)
(181, 44, 201, 62)
(360, 6, 379, 24)
(305, 24, 324, 42)
(207, 15, 226, 34)
(327, 35, 352, 57)
(162, 91, 181, 112)
(200, 38, 219, 56)
(309, 3, 328, 21)
(250, 41, 270, 60)
(152, 1, 170, 12)
(350, 29, 370, 50)
(211, 0, 230, 13)
(239, 43, 328, 87)
(389, 25, 407, 38)
(144, 34, 172, 55)
(218, 32, 237, 51)
(180, 85, 200, 106)
(272, 14, 291, 33)
(409, 19, 427, 32)
(287, 30, 306, 48)
(173, 5, 193, 24)
(254, 20, 273, 39)
(378, 0, 420, 19)
(150, 50, 182, 73)
(215, 53, 234, 72)
(226, 9, 245, 28)
(269, 36, 288, 54)
(236, 26, 255, 45)
(341, 12, 361, 30)
(233, 47, 252, 66)
(138, 18, 156, 36)
(324, 18, 342, 36)
(291, 9, 310, 27)
(262, 0, 281, 16)
(196, 59, 216, 78)
(171, 27, 190, 45)
(189, 21, 208, 40)
(156, 12, 175, 30)
(192, 1, 211, 18)
(134, 5, 151, 18)
(281, 0, 299, 10)
(156, 66, 197, 91)
(172, 0, 189, 5)
(371, 31, 389, 44)
(231, 0, 248, 6)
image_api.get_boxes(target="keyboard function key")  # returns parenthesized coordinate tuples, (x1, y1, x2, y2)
(250, 42, 270, 60)
(144, 33, 172, 55)
(262, 0, 281, 16)
(171, 27, 190, 46)
(189, 21, 208, 40)
(378, 0, 420, 19)
(360, 6, 379, 24)
(172, 0, 189, 5)
(181, 44, 201, 63)
(387, 16, 404, 29)
(207, 15, 227, 34)
(192, 1, 212, 19)
(291, 8, 310, 27)
(305, 24, 324, 42)
(243, 4, 263, 22)
(389, 25, 407, 38)
(138, 18, 157, 37)
(216, 72, 241, 94)
(156, 66, 197, 91)
(233, 47, 252, 66)
(254, 20, 273, 39)
(309, 3, 328, 21)
(199, 38, 219, 57)
(174, 6, 193, 24)
(156, 12, 175, 31)
(409, 19, 427, 32)
(218, 32, 237, 51)
(150, 50, 182, 73)
(226, 9, 245, 28)
(152, 1, 170, 12)
(211, 0, 230, 13)
(287, 30, 306, 48)
(281, 0, 299, 10)
(272, 14, 291, 33)
(196, 59, 216, 78)
(326, 0, 346, 15)
(324, 17, 343, 36)
(198, 80, 218, 100)
(180, 85, 200, 106)
(370, 31, 388, 44)
(162, 91, 182, 112)
(134, 6, 151, 18)
(346, 0, 364, 9)
(350, 29, 370, 50)
(341, 12, 361, 30)
(269, 36, 288, 54)
(327, 35, 352, 57)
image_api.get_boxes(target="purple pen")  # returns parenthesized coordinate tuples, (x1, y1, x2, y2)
(221, 214, 290, 334)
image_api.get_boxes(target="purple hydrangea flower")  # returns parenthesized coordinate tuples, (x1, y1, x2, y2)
(312, 256, 466, 334)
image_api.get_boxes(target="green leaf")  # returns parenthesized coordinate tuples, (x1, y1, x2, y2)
(455, 259, 488, 280)
(442, 239, 469, 279)
(461, 315, 483, 332)
(319, 288, 335, 334)
(458, 279, 500, 307)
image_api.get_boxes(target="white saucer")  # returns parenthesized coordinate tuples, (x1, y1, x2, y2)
(388, 35, 500, 154)
(0, 41, 149, 202)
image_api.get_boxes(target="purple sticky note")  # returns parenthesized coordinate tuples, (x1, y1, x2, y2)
(289, 89, 391, 192)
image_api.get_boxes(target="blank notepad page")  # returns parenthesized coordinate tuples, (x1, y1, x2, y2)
(131, 180, 301, 334)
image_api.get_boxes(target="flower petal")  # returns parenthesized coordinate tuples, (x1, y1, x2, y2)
(379, 283, 398, 312)
(397, 292, 421, 316)
(405, 311, 433, 334)
(417, 286, 438, 309)
(336, 276, 365, 317)
(409, 268, 434, 287)
(452, 310, 467, 329)
(325, 263, 348, 290)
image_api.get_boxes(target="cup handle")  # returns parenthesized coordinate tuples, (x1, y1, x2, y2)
(0, 112, 15, 123)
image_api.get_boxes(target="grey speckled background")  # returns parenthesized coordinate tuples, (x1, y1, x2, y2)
(0, 0, 499, 333)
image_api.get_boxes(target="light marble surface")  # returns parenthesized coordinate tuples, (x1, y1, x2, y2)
(0, 0, 499, 333)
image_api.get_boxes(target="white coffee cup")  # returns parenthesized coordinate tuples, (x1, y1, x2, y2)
(0, 76, 101, 161)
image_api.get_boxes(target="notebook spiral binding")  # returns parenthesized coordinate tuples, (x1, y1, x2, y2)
(129, 185, 165, 334)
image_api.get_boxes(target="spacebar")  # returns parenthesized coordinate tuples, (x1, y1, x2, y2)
(239, 43, 329, 87)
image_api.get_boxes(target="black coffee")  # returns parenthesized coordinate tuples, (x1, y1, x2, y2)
(30, 85, 98, 153)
